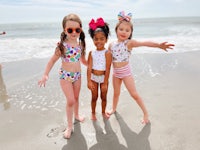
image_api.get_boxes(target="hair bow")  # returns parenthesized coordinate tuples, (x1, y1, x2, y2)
(118, 11, 132, 22)
(89, 17, 105, 30)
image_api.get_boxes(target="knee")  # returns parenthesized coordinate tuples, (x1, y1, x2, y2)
(92, 97, 98, 102)
(101, 98, 107, 103)
(130, 92, 140, 101)
(92, 93, 98, 101)
(74, 96, 79, 102)
(67, 98, 75, 107)
(100, 93, 107, 101)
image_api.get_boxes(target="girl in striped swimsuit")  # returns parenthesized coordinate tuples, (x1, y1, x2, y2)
(107, 11, 174, 124)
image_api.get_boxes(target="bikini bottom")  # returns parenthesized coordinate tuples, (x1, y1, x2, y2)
(59, 68, 81, 83)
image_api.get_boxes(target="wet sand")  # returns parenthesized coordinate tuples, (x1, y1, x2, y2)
(0, 51, 200, 150)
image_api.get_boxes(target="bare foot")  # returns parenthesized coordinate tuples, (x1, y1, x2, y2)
(91, 113, 97, 121)
(63, 128, 73, 139)
(106, 109, 116, 116)
(102, 113, 110, 119)
(75, 115, 85, 122)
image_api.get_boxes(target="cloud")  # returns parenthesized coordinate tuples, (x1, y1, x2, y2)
(0, 0, 199, 23)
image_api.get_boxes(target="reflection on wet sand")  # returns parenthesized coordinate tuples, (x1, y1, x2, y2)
(0, 64, 10, 110)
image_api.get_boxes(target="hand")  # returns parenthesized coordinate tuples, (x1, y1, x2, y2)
(38, 75, 48, 87)
(159, 42, 175, 52)
(88, 81, 95, 91)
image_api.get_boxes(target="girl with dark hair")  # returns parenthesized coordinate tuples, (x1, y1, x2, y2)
(87, 18, 112, 120)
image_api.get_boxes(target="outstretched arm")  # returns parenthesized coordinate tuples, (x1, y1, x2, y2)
(158, 42, 175, 51)
(128, 39, 175, 52)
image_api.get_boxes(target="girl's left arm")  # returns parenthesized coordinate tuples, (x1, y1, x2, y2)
(80, 54, 88, 66)
(128, 40, 175, 52)
(103, 50, 112, 84)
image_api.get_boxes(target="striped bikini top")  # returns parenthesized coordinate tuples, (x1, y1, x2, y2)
(61, 42, 81, 62)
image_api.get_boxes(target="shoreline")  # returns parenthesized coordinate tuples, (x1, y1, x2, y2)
(0, 51, 200, 150)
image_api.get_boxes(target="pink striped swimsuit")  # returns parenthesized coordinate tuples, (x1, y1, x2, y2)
(110, 40, 132, 78)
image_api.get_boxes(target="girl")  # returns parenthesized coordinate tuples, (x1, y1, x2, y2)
(87, 18, 112, 120)
(107, 11, 174, 124)
(38, 14, 87, 139)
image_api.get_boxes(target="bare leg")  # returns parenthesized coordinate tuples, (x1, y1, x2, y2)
(107, 75, 122, 115)
(91, 81, 98, 120)
(73, 78, 85, 122)
(123, 76, 149, 124)
(60, 80, 75, 139)
(100, 82, 110, 119)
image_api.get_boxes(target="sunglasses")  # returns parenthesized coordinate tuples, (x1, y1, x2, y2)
(66, 28, 82, 34)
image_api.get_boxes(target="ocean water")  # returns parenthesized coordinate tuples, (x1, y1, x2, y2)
(0, 16, 200, 63)
(1, 17, 200, 140)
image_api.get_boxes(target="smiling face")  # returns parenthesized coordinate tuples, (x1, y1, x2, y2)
(116, 21, 133, 42)
(93, 31, 107, 50)
(64, 20, 81, 41)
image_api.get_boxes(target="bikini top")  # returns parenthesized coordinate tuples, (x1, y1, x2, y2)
(92, 49, 107, 71)
(61, 42, 82, 62)
(110, 40, 131, 62)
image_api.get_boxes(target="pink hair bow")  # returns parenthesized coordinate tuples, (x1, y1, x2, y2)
(118, 11, 132, 22)
(89, 17, 105, 30)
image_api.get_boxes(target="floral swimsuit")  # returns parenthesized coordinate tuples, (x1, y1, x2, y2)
(59, 43, 82, 82)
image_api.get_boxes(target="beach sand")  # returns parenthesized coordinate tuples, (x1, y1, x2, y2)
(0, 51, 200, 150)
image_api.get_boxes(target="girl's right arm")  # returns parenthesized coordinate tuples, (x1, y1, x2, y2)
(38, 48, 60, 87)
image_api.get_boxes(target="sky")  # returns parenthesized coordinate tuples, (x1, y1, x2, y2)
(0, 0, 200, 23)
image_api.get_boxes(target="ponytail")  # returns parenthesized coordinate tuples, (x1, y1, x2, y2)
(58, 31, 66, 57)
(79, 31, 86, 56)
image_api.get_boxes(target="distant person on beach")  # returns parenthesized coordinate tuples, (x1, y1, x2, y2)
(0, 64, 10, 110)
(0, 31, 6, 35)
(106, 11, 175, 124)
(87, 18, 112, 120)
(38, 14, 87, 139)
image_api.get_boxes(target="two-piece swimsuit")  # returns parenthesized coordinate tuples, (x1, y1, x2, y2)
(110, 40, 132, 78)
(59, 42, 82, 82)
(91, 49, 107, 83)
